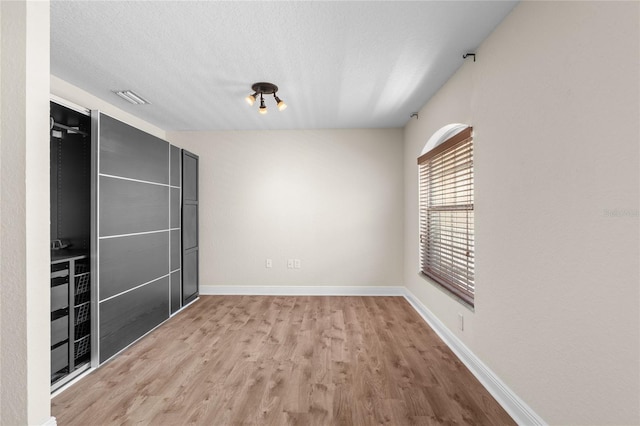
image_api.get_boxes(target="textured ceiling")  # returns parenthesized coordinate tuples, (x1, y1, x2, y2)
(51, 1, 517, 131)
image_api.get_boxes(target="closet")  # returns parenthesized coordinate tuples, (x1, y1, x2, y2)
(50, 101, 92, 390)
(49, 99, 199, 392)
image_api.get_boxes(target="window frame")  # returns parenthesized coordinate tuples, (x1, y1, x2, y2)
(417, 126, 474, 306)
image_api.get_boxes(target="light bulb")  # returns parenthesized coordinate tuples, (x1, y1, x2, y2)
(245, 92, 257, 106)
(259, 96, 267, 114)
(274, 94, 287, 111)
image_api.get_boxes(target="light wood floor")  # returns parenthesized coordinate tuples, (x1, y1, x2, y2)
(52, 296, 515, 425)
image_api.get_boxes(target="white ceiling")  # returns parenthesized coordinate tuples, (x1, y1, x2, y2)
(51, 1, 517, 131)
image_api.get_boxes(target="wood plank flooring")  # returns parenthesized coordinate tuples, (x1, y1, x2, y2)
(52, 296, 515, 425)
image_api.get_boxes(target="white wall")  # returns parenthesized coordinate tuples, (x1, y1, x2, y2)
(168, 129, 404, 289)
(403, 2, 639, 424)
(0, 1, 51, 424)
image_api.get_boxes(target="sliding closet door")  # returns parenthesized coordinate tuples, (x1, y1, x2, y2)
(182, 150, 199, 305)
(97, 114, 170, 363)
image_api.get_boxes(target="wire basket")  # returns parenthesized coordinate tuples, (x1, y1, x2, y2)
(75, 262, 89, 275)
(74, 335, 90, 359)
(75, 273, 90, 294)
(74, 321, 90, 339)
(74, 273, 90, 305)
(75, 303, 90, 325)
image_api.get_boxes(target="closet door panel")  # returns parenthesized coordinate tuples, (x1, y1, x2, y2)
(100, 114, 169, 184)
(170, 229, 180, 271)
(170, 271, 181, 315)
(99, 276, 169, 363)
(170, 145, 181, 187)
(183, 204, 198, 250)
(99, 176, 169, 236)
(99, 232, 169, 300)
(170, 187, 180, 229)
(183, 153, 197, 202)
(95, 114, 185, 365)
(183, 250, 198, 305)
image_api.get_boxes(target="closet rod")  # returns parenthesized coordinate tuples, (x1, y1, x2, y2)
(51, 118, 88, 137)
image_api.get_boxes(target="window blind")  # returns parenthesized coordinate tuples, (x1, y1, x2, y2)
(418, 127, 474, 306)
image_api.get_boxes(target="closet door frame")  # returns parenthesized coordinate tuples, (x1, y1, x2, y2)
(90, 109, 99, 368)
(48, 97, 96, 389)
(48, 97, 99, 371)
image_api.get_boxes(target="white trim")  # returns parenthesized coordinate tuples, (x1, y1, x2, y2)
(50, 95, 90, 115)
(42, 417, 57, 426)
(200, 285, 404, 297)
(99, 173, 171, 188)
(170, 296, 198, 318)
(50, 366, 95, 398)
(168, 143, 172, 317)
(94, 110, 101, 366)
(178, 148, 183, 305)
(420, 123, 469, 155)
(99, 228, 169, 240)
(401, 288, 546, 426)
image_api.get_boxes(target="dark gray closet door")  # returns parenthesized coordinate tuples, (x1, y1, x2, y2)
(182, 150, 199, 305)
(97, 113, 171, 364)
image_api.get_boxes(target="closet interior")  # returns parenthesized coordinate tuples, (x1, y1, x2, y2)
(50, 100, 92, 391)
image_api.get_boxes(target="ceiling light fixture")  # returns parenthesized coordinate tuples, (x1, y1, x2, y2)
(114, 90, 150, 105)
(246, 82, 286, 114)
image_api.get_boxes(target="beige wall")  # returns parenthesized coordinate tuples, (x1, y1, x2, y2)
(403, 1, 639, 424)
(0, 1, 51, 424)
(168, 129, 404, 289)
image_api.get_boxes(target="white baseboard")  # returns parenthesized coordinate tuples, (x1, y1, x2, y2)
(42, 417, 57, 426)
(401, 289, 546, 426)
(199, 285, 405, 296)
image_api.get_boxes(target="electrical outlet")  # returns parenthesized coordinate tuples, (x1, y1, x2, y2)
(265, 259, 272, 268)
(458, 313, 464, 331)
(287, 259, 294, 269)
(294, 259, 301, 269)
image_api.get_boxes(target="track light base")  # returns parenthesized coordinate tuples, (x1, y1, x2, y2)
(251, 82, 279, 95)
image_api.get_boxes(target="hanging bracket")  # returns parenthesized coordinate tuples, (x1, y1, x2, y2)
(463, 53, 476, 62)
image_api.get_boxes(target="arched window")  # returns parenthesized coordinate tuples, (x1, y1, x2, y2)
(418, 125, 474, 306)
